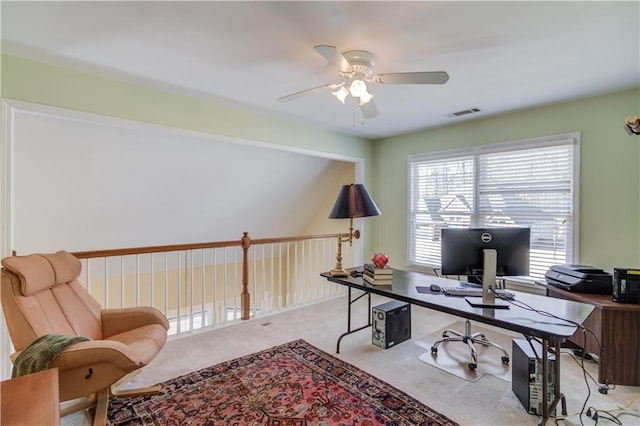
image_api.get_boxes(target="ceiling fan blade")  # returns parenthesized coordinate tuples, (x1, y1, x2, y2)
(374, 71, 449, 85)
(277, 83, 340, 103)
(314, 45, 353, 73)
(360, 99, 379, 119)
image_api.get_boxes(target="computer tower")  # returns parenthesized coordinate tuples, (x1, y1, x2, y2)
(372, 300, 411, 349)
(512, 339, 556, 415)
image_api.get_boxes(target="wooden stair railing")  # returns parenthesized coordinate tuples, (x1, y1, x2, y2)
(69, 232, 342, 322)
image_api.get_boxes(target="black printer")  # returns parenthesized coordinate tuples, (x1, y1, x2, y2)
(544, 264, 613, 295)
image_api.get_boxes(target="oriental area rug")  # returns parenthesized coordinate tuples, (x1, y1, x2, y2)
(98, 339, 459, 425)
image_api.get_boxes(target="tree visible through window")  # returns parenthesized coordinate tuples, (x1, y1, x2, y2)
(408, 134, 578, 279)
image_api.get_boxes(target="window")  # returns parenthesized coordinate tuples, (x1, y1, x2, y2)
(408, 134, 578, 279)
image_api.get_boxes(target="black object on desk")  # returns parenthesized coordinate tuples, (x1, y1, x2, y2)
(416, 285, 440, 294)
(465, 296, 510, 309)
(544, 264, 612, 294)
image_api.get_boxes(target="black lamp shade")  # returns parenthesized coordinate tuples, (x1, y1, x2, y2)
(328, 183, 382, 219)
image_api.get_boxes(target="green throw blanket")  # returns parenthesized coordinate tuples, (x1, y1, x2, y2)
(12, 333, 90, 378)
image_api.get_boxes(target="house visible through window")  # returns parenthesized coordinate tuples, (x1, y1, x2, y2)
(408, 133, 578, 279)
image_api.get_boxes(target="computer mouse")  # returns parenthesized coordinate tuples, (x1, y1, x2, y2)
(430, 284, 441, 293)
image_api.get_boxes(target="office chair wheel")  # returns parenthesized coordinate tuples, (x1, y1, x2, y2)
(431, 346, 438, 354)
(468, 363, 477, 370)
(501, 356, 510, 364)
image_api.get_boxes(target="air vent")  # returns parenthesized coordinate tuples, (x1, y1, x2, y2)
(446, 108, 481, 118)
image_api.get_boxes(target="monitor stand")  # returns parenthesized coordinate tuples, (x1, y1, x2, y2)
(466, 249, 510, 309)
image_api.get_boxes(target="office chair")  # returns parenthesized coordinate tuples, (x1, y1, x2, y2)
(429, 271, 510, 370)
(1, 250, 170, 426)
(430, 318, 510, 370)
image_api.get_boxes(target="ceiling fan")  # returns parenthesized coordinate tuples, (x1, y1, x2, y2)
(277, 45, 450, 119)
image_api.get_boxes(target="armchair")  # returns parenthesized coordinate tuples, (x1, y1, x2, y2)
(1, 250, 170, 425)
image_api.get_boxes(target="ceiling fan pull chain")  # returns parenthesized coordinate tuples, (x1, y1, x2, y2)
(352, 105, 356, 128)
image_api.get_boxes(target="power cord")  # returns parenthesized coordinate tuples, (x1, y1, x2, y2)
(555, 397, 640, 426)
(563, 349, 616, 395)
(586, 406, 623, 425)
(493, 294, 622, 425)
(495, 293, 616, 394)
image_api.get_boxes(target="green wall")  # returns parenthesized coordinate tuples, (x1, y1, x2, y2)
(1, 55, 370, 158)
(0, 54, 378, 254)
(372, 88, 640, 272)
(2, 54, 639, 271)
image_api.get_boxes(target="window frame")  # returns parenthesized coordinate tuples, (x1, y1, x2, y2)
(407, 132, 580, 279)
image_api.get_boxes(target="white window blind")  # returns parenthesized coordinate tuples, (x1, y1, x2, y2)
(408, 135, 578, 279)
(410, 156, 475, 267)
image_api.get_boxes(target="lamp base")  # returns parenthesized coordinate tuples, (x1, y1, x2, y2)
(330, 268, 349, 277)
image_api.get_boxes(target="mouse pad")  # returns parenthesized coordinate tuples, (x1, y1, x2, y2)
(415, 286, 434, 293)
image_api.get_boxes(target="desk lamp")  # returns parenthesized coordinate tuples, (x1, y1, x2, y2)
(328, 183, 381, 277)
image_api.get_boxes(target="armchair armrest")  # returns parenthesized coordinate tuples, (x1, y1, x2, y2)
(49, 340, 149, 402)
(49, 340, 141, 371)
(101, 307, 169, 338)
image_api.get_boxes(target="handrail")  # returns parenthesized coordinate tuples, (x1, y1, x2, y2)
(70, 240, 243, 259)
(247, 233, 342, 245)
(70, 232, 344, 322)
(70, 233, 341, 259)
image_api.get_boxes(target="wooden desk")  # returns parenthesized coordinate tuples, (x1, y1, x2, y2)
(545, 285, 640, 386)
(322, 268, 595, 426)
(1, 368, 60, 425)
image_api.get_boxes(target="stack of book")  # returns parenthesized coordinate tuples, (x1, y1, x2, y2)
(363, 263, 393, 285)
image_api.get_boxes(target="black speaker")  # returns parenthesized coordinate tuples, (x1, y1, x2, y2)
(512, 339, 556, 415)
(372, 300, 411, 349)
(613, 268, 640, 304)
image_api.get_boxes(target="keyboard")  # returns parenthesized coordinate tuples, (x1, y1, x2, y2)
(441, 286, 515, 299)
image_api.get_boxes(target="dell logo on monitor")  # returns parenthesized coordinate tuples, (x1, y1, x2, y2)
(480, 232, 493, 243)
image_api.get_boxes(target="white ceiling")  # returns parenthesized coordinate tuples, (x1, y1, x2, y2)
(2, 1, 639, 140)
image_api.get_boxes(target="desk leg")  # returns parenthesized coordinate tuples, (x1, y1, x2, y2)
(540, 339, 549, 425)
(336, 287, 372, 354)
(538, 339, 567, 426)
(551, 340, 567, 416)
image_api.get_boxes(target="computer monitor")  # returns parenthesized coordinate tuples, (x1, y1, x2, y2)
(441, 227, 530, 307)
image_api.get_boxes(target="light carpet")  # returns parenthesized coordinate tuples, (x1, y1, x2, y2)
(416, 320, 515, 382)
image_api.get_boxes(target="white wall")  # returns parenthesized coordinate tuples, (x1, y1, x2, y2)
(5, 100, 356, 253)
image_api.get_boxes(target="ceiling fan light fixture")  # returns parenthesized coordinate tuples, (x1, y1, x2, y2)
(358, 91, 374, 105)
(278, 45, 450, 120)
(332, 86, 349, 104)
(348, 78, 374, 105)
(348, 79, 368, 98)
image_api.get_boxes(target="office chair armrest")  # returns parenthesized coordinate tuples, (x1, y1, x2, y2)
(101, 307, 170, 338)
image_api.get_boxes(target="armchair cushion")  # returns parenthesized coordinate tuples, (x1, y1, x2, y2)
(1, 264, 102, 349)
(2, 250, 81, 296)
(102, 307, 170, 338)
(107, 324, 168, 365)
